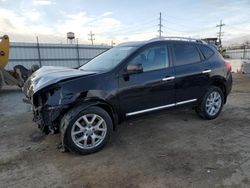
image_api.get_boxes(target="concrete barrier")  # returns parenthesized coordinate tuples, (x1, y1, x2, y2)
(242, 60, 250, 74)
(226, 59, 243, 73)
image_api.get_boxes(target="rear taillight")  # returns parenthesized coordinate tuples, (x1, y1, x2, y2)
(224, 61, 232, 72)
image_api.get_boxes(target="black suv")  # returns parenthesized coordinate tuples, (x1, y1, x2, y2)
(23, 37, 232, 155)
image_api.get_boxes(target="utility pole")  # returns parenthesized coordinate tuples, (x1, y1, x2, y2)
(88, 31, 95, 45)
(216, 20, 225, 47)
(111, 40, 115, 47)
(36, 36, 42, 67)
(158, 12, 163, 39)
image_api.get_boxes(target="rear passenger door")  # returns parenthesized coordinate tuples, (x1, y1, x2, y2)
(171, 42, 211, 104)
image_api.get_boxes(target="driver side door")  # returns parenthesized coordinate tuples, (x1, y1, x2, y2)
(118, 43, 175, 117)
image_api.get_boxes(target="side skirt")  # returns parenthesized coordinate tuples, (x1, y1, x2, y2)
(126, 99, 197, 117)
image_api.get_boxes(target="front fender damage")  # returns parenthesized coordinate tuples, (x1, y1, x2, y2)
(31, 85, 118, 152)
(33, 86, 81, 134)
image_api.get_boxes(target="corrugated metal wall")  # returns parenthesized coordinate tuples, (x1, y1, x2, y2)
(6, 42, 110, 70)
(225, 49, 250, 59)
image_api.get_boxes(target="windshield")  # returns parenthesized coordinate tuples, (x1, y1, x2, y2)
(79, 46, 135, 71)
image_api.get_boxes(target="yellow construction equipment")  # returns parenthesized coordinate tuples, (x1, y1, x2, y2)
(0, 35, 39, 89)
(202, 37, 227, 57)
(0, 35, 9, 69)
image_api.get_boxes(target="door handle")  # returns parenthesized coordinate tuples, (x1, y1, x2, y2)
(202, 69, 211, 74)
(162, 76, 175, 81)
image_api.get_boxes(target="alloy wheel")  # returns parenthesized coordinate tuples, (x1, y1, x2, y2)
(71, 114, 107, 149)
(205, 91, 222, 116)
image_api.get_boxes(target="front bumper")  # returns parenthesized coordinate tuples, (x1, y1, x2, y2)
(32, 105, 64, 134)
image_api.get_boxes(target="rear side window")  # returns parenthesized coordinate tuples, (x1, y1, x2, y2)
(199, 45, 214, 59)
(173, 43, 201, 66)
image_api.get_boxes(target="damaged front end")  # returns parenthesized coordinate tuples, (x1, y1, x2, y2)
(22, 66, 96, 134)
(30, 84, 80, 134)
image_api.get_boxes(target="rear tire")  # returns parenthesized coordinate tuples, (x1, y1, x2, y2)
(196, 86, 224, 120)
(62, 106, 113, 155)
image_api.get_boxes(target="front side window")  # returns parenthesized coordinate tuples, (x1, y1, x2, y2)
(173, 43, 201, 66)
(129, 45, 169, 72)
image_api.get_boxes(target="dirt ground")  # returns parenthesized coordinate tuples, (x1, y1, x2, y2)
(0, 73, 250, 188)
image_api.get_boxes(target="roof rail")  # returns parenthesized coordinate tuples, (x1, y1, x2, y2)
(149, 37, 207, 44)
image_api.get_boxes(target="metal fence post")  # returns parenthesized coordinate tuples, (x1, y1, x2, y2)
(243, 45, 246, 59)
(36, 36, 42, 67)
(76, 38, 80, 67)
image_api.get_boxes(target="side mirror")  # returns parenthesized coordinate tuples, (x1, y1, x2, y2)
(126, 64, 143, 74)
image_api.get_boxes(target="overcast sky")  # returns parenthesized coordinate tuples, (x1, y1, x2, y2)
(0, 0, 249, 45)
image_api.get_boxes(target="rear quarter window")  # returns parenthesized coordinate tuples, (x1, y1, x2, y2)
(173, 43, 201, 66)
(199, 45, 214, 59)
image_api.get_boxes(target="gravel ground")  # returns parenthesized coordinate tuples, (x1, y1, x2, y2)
(0, 73, 250, 188)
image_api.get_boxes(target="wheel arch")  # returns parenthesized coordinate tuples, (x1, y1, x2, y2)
(210, 77, 227, 104)
(87, 99, 119, 131)
(62, 98, 118, 132)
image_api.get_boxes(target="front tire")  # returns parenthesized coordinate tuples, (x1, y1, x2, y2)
(196, 86, 224, 120)
(63, 106, 113, 155)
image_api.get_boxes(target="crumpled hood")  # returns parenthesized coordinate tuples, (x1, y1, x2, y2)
(23, 66, 96, 97)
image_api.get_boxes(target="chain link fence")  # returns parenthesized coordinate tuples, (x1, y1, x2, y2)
(225, 48, 250, 59)
(6, 42, 110, 70)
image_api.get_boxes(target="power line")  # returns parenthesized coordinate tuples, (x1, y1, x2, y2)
(111, 14, 159, 37)
(216, 20, 225, 46)
(100, 23, 157, 40)
(113, 30, 156, 37)
(109, 18, 157, 34)
(163, 14, 220, 24)
(162, 18, 190, 29)
(162, 18, 217, 32)
(89, 14, 230, 44)
(158, 12, 163, 38)
(88, 31, 95, 45)
(110, 24, 156, 35)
